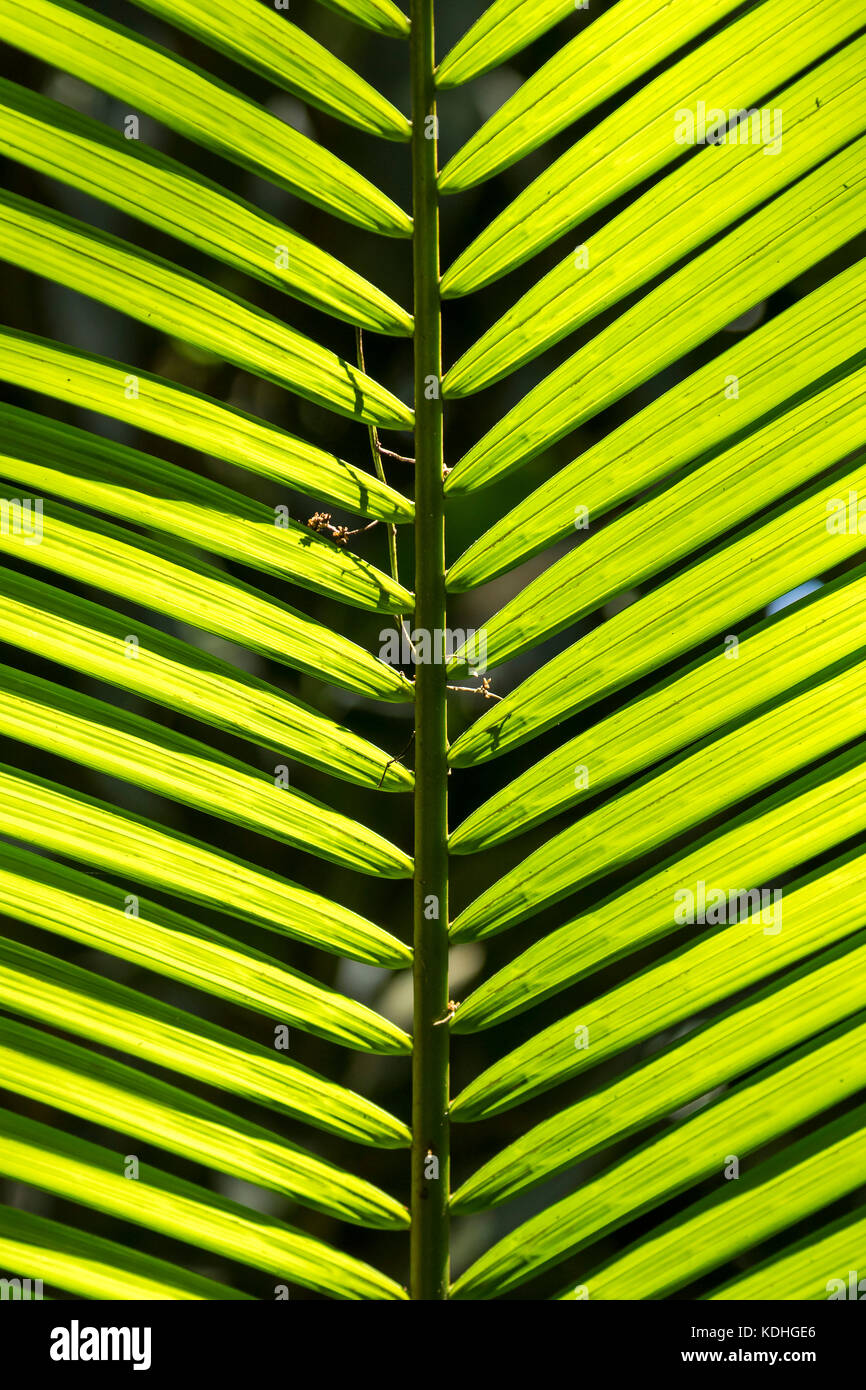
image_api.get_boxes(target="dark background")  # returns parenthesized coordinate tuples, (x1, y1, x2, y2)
(0, 0, 863, 1298)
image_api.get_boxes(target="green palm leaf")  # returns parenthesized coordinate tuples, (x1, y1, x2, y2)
(452, 655, 866, 940)
(439, 0, 754, 182)
(707, 1207, 866, 1301)
(0, 569, 412, 788)
(0, 0, 415, 1298)
(440, 0, 860, 287)
(0, 846, 410, 1055)
(567, 1112, 866, 1300)
(0, 1014, 408, 1228)
(0, 80, 413, 334)
(0, 1205, 250, 1300)
(450, 567, 866, 852)
(0, 665, 412, 878)
(453, 752, 866, 1037)
(0, 933, 410, 1145)
(315, 0, 409, 39)
(449, 456, 866, 760)
(2, 0, 862, 1304)
(435, 0, 866, 1304)
(448, 261, 864, 586)
(445, 138, 866, 486)
(444, 38, 866, 392)
(126, 0, 411, 140)
(0, 1110, 407, 1300)
(0, 761, 411, 967)
(452, 1020, 866, 1298)
(436, 0, 580, 89)
(452, 853, 866, 1130)
(0, 193, 412, 425)
(0, 0, 412, 234)
(0, 340, 413, 523)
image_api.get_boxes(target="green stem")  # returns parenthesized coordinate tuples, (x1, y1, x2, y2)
(409, 0, 449, 1301)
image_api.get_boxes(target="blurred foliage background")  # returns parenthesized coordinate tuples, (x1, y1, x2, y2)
(0, 0, 862, 1298)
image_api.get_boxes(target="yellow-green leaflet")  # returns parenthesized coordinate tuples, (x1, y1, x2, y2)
(0, 0, 412, 236)
(707, 1206, 866, 1301)
(447, 259, 866, 589)
(0, 194, 412, 427)
(448, 363, 866, 678)
(0, 81, 412, 334)
(0, 1110, 408, 1301)
(451, 1018, 866, 1297)
(0, 1015, 407, 1230)
(568, 1114, 866, 1300)
(451, 654, 866, 941)
(453, 750, 866, 1036)
(0, 934, 409, 1147)
(0, 938, 408, 1147)
(0, 568, 412, 793)
(0, 496, 412, 701)
(6, 0, 864, 1303)
(0, 843, 411, 1057)
(1, 505, 408, 682)
(0, 331, 413, 525)
(452, 569, 866, 854)
(0, 1205, 250, 1300)
(444, 37, 866, 390)
(0, 406, 413, 615)
(0, 480, 405, 622)
(439, 0, 746, 188)
(314, 0, 409, 38)
(452, 842, 866, 1122)
(445, 136, 866, 487)
(436, 0, 574, 89)
(449, 456, 866, 765)
(0, 760, 412, 972)
(0, 665, 412, 879)
(452, 918, 866, 1207)
(441, 0, 861, 295)
(128, 0, 410, 139)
